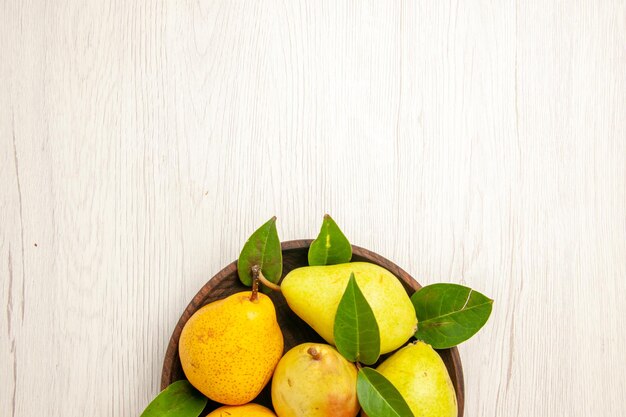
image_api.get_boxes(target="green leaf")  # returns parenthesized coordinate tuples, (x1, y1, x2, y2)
(308, 214, 352, 266)
(140, 380, 207, 417)
(357, 368, 414, 417)
(237, 217, 283, 292)
(334, 273, 380, 365)
(411, 283, 493, 349)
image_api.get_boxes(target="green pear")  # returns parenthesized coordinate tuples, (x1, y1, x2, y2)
(271, 343, 360, 417)
(371, 341, 457, 417)
(281, 262, 417, 354)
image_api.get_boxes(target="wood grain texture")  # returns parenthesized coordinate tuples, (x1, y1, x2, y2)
(1, 0, 625, 416)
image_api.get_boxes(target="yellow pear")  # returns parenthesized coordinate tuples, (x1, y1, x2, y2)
(179, 291, 283, 405)
(369, 341, 457, 417)
(281, 262, 417, 354)
(206, 403, 277, 417)
(272, 343, 360, 417)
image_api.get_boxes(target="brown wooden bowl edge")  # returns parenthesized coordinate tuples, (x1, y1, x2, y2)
(160, 239, 465, 416)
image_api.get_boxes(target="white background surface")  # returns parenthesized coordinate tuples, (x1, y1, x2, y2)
(2, 1, 625, 416)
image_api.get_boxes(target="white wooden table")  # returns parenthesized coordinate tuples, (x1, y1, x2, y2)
(2, 1, 625, 416)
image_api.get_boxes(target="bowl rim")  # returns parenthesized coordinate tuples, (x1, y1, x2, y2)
(161, 239, 465, 415)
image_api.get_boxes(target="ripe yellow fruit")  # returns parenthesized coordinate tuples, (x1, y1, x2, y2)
(206, 403, 277, 417)
(272, 343, 360, 417)
(281, 262, 417, 354)
(179, 291, 283, 405)
(372, 341, 457, 417)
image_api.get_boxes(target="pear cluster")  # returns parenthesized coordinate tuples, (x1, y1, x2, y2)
(178, 262, 457, 417)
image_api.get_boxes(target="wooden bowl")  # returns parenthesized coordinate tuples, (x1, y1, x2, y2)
(161, 240, 465, 416)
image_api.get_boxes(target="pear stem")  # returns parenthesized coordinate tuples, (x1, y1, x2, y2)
(307, 347, 322, 360)
(250, 265, 260, 302)
(257, 270, 282, 292)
